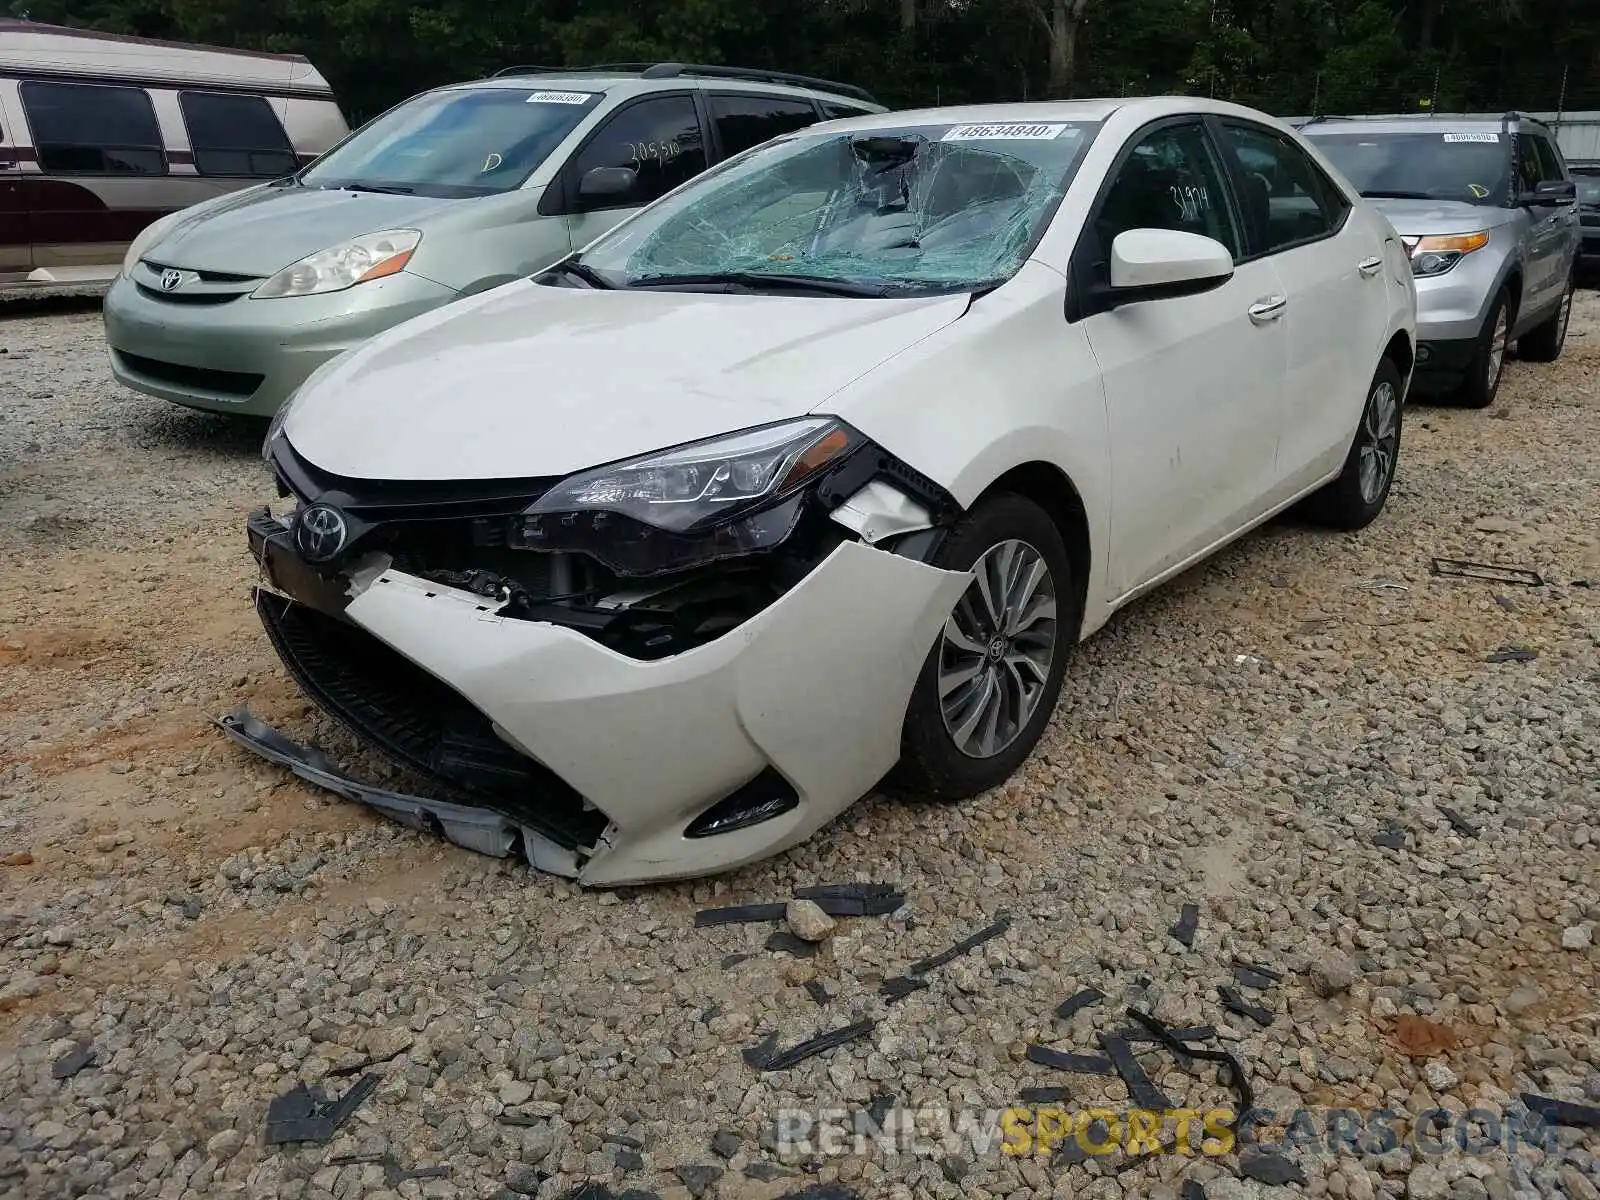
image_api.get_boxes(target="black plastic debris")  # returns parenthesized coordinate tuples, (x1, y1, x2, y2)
(1124, 1024, 1215, 1046)
(1437, 806, 1481, 838)
(803, 980, 830, 1006)
(1231, 964, 1278, 990)
(764, 931, 819, 958)
(1170, 903, 1199, 948)
(1055, 988, 1104, 1020)
(1521, 1093, 1600, 1129)
(1126, 1008, 1255, 1116)
(907, 913, 1011, 975)
(1019, 1086, 1072, 1103)
(1372, 821, 1407, 850)
(328, 1152, 450, 1189)
(794, 883, 905, 916)
(879, 975, 930, 1003)
(1485, 647, 1537, 663)
(745, 1020, 875, 1072)
(1430, 558, 1543, 586)
(1232, 958, 1282, 984)
(743, 1162, 794, 1182)
(1218, 986, 1275, 1027)
(1100, 1034, 1171, 1109)
(1241, 1150, 1307, 1185)
(720, 953, 750, 970)
(1025, 1045, 1114, 1076)
(696, 903, 787, 927)
(1181, 1182, 1207, 1200)
(326, 1044, 409, 1078)
(51, 1042, 94, 1080)
(604, 1133, 644, 1150)
(264, 1074, 378, 1145)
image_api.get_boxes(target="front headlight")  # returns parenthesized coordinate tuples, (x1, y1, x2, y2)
(517, 417, 865, 576)
(122, 210, 186, 276)
(252, 230, 421, 299)
(1405, 231, 1489, 277)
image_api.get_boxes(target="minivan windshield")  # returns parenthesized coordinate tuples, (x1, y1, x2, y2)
(302, 86, 602, 198)
(575, 119, 1101, 296)
(1306, 130, 1511, 206)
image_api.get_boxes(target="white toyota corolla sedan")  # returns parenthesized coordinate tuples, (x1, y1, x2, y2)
(234, 97, 1416, 885)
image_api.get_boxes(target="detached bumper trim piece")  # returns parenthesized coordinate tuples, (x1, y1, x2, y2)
(213, 706, 582, 877)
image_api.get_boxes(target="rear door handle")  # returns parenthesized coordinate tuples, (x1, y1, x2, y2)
(1248, 295, 1287, 324)
(1358, 256, 1383, 277)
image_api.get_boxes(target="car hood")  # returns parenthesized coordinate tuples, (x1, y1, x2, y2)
(281, 279, 972, 481)
(1363, 197, 1514, 236)
(147, 185, 463, 277)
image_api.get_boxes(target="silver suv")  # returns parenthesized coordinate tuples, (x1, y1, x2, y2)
(1301, 112, 1580, 407)
(102, 63, 884, 418)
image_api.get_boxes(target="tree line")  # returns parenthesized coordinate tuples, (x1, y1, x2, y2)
(13, 0, 1600, 126)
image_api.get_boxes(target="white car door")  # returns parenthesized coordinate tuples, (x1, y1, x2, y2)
(1074, 119, 1288, 599)
(1218, 120, 1384, 492)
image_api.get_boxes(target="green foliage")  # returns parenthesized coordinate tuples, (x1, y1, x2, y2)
(10, 0, 1598, 122)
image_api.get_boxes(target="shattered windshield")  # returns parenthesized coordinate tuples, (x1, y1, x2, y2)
(1306, 131, 1512, 206)
(576, 120, 1101, 295)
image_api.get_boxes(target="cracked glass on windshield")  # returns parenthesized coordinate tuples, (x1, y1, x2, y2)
(576, 119, 1101, 295)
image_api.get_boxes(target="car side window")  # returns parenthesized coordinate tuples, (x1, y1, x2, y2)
(1515, 133, 1553, 190)
(1532, 135, 1566, 184)
(570, 95, 706, 210)
(19, 81, 166, 176)
(819, 101, 874, 121)
(1095, 122, 1242, 261)
(1218, 123, 1347, 254)
(178, 92, 297, 178)
(708, 94, 818, 159)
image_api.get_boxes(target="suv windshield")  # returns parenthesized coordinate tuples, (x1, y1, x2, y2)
(1306, 131, 1512, 206)
(575, 119, 1101, 296)
(302, 87, 602, 198)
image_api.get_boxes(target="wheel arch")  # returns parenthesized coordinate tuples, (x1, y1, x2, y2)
(1382, 328, 1414, 382)
(970, 461, 1092, 641)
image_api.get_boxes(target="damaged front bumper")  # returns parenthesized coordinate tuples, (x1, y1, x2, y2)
(238, 510, 968, 885)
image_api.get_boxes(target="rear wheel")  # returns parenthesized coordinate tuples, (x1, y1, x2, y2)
(892, 494, 1075, 802)
(1302, 357, 1403, 531)
(1517, 274, 1574, 363)
(1455, 289, 1510, 409)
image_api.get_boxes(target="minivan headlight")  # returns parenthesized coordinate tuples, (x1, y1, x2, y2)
(122, 210, 186, 276)
(252, 230, 421, 299)
(1405, 231, 1489, 277)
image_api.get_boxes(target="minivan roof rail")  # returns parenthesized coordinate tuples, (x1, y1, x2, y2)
(493, 60, 877, 105)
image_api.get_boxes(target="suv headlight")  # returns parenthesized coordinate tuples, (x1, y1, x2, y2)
(252, 230, 421, 299)
(517, 417, 865, 575)
(1405, 231, 1489, 277)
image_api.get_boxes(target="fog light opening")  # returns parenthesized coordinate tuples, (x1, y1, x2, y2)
(684, 768, 800, 838)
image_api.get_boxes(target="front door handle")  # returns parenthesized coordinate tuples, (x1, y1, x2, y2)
(1248, 295, 1287, 324)
(1357, 256, 1383, 277)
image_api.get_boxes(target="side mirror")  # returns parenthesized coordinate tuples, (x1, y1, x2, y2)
(1519, 178, 1576, 206)
(1099, 228, 1235, 309)
(578, 166, 638, 203)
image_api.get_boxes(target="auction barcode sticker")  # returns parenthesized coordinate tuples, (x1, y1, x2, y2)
(1442, 132, 1500, 143)
(942, 122, 1069, 141)
(527, 90, 595, 105)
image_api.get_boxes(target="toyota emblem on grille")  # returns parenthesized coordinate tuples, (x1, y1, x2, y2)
(158, 268, 186, 292)
(294, 503, 349, 563)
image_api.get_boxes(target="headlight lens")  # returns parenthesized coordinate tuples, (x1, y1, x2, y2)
(518, 418, 864, 576)
(1405, 231, 1489, 277)
(252, 230, 421, 299)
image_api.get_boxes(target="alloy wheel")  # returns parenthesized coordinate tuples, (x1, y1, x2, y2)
(938, 539, 1058, 759)
(1358, 380, 1399, 505)
(1486, 306, 1508, 391)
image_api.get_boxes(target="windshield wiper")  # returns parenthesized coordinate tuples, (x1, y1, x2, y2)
(546, 258, 616, 289)
(340, 182, 415, 195)
(629, 271, 892, 298)
(1359, 189, 1436, 200)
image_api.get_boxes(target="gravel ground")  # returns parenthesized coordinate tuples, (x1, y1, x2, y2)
(0, 292, 1596, 1200)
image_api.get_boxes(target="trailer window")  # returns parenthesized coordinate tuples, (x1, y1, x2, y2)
(179, 92, 297, 177)
(19, 81, 166, 176)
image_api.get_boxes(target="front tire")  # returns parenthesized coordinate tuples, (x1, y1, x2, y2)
(1455, 288, 1511, 409)
(892, 494, 1075, 802)
(1302, 357, 1404, 531)
(1517, 274, 1574, 363)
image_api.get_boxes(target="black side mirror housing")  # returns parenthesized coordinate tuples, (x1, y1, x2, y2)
(578, 166, 638, 203)
(1519, 178, 1577, 206)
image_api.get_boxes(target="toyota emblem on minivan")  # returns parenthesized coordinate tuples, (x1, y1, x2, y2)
(159, 268, 187, 292)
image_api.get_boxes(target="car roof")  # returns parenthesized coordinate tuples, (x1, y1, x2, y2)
(442, 70, 881, 108)
(1300, 113, 1550, 135)
(786, 95, 1297, 134)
